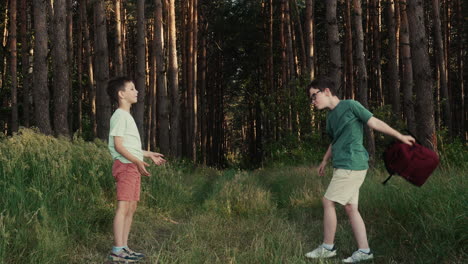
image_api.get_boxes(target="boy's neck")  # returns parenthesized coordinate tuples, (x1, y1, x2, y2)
(328, 96, 341, 110)
(118, 101, 132, 112)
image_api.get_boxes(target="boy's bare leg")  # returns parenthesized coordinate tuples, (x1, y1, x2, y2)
(122, 201, 137, 246)
(344, 203, 369, 249)
(322, 197, 337, 244)
(114, 201, 130, 247)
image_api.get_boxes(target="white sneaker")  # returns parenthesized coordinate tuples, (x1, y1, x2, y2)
(342, 250, 374, 263)
(305, 245, 337, 259)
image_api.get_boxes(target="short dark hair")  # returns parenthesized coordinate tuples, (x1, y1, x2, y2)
(306, 77, 336, 96)
(107, 76, 133, 104)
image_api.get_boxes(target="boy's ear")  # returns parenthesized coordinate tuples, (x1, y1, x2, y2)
(324, 88, 331, 95)
(117, 90, 125, 100)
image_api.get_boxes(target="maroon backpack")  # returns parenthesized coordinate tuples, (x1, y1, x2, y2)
(382, 141, 440, 186)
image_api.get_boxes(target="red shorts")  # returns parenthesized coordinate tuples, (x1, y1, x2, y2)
(112, 159, 141, 201)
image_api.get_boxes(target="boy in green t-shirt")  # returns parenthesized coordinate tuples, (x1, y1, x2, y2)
(304, 77, 415, 263)
(106, 77, 166, 263)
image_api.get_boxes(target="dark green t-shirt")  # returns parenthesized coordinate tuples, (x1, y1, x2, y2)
(326, 100, 373, 170)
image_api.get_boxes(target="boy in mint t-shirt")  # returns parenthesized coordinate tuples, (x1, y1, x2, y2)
(304, 77, 415, 263)
(107, 77, 166, 263)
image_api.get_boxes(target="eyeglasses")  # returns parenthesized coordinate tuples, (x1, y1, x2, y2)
(309, 91, 321, 103)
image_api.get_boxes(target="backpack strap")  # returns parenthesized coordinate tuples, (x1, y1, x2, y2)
(382, 174, 393, 185)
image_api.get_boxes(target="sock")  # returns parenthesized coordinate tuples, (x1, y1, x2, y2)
(112, 246, 126, 254)
(359, 248, 371, 254)
(322, 243, 335, 250)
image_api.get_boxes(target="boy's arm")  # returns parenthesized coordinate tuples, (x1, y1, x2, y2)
(317, 144, 332, 177)
(143, 150, 167, 166)
(366, 117, 415, 145)
(114, 136, 151, 176)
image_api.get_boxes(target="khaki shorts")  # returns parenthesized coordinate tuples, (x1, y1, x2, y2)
(324, 169, 367, 205)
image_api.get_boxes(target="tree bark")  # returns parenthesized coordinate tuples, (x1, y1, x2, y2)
(93, 0, 111, 140)
(385, 0, 400, 115)
(345, 0, 354, 99)
(154, 0, 170, 155)
(432, 0, 451, 132)
(407, 0, 437, 150)
(134, 0, 146, 143)
(52, 0, 70, 137)
(82, 0, 96, 137)
(399, 0, 416, 134)
(353, 0, 375, 163)
(32, 0, 52, 134)
(9, 0, 18, 132)
(305, 0, 314, 79)
(168, 0, 180, 157)
(326, 0, 343, 96)
(20, 0, 30, 127)
(114, 0, 123, 76)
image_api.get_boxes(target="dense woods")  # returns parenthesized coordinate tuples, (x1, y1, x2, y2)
(0, 0, 466, 167)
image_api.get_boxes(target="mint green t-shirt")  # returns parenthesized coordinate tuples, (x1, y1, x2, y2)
(326, 100, 373, 170)
(108, 109, 144, 163)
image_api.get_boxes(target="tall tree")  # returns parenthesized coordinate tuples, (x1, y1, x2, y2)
(407, 0, 437, 150)
(353, 0, 375, 162)
(82, 0, 96, 136)
(114, 0, 124, 76)
(326, 0, 343, 96)
(93, 0, 111, 140)
(154, 0, 169, 154)
(344, 0, 354, 99)
(32, 0, 52, 135)
(305, 0, 314, 79)
(432, 0, 450, 132)
(168, 0, 181, 156)
(134, 0, 146, 142)
(52, 0, 70, 136)
(399, 0, 416, 134)
(20, 0, 30, 127)
(385, 0, 400, 115)
(9, 0, 18, 132)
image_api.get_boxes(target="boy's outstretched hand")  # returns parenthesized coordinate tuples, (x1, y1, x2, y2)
(398, 135, 416, 146)
(146, 152, 167, 166)
(136, 160, 151, 176)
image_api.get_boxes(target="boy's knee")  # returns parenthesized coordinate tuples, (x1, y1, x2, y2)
(344, 203, 358, 214)
(322, 197, 335, 208)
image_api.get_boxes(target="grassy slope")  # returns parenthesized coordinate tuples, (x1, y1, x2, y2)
(0, 129, 466, 264)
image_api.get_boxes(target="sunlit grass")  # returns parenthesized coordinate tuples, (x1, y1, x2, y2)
(0, 129, 466, 263)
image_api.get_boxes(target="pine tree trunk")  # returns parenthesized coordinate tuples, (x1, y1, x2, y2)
(154, 0, 170, 155)
(52, 0, 70, 137)
(168, 0, 181, 157)
(134, 0, 146, 143)
(32, 0, 52, 135)
(326, 0, 343, 96)
(305, 0, 314, 79)
(77, 0, 83, 133)
(372, 0, 383, 106)
(399, 0, 416, 134)
(432, 0, 450, 133)
(386, 0, 400, 115)
(9, 0, 18, 132)
(456, 0, 465, 140)
(93, 0, 111, 140)
(20, 0, 30, 127)
(192, 0, 198, 162)
(114, 0, 123, 76)
(82, 0, 96, 137)
(353, 0, 375, 163)
(200, 18, 207, 165)
(345, 0, 354, 99)
(407, 0, 437, 150)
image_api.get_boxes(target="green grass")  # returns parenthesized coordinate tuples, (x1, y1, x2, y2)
(0, 129, 466, 263)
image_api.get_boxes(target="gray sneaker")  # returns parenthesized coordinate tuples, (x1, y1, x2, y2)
(108, 249, 139, 263)
(305, 244, 337, 259)
(342, 250, 374, 263)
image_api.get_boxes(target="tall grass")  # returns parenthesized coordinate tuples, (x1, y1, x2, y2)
(0, 129, 466, 263)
